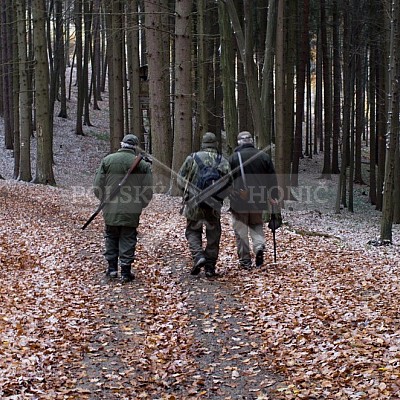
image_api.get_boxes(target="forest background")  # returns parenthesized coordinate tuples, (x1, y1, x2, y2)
(0, 0, 399, 241)
(1, 1, 400, 398)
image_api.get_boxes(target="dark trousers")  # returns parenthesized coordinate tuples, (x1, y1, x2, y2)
(104, 225, 138, 267)
(185, 212, 221, 267)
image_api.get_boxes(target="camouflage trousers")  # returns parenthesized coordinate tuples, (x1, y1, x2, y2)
(231, 211, 265, 266)
(185, 211, 221, 267)
(104, 225, 138, 267)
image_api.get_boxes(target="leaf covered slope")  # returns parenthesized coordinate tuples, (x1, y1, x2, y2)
(0, 181, 399, 399)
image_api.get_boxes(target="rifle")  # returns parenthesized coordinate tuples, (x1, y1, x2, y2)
(182, 172, 231, 212)
(81, 154, 142, 230)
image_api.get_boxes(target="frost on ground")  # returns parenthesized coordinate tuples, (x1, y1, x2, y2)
(1, 104, 399, 262)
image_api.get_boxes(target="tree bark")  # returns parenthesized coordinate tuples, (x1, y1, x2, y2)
(32, 0, 56, 185)
(380, 0, 400, 242)
(144, 0, 172, 192)
(16, 0, 32, 182)
(218, 0, 237, 155)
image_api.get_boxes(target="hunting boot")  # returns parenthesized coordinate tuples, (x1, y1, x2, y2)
(106, 260, 118, 278)
(255, 246, 265, 267)
(205, 263, 217, 278)
(121, 264, 134, 283)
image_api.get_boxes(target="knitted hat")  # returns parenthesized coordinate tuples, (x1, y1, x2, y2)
(122, 134, 139, 146)
(201, 132, 218, 148)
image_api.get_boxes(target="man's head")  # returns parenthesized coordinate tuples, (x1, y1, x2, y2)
(237, 131, 254, 146)
(121, 134, 139, 149)
(201, 132, 218, 149)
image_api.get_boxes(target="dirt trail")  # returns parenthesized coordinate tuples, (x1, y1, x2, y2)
(77, 195, 282, 399)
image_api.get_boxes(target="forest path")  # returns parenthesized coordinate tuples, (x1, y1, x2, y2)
(1, 182, 399, 399)
(78, 196, 283, 399)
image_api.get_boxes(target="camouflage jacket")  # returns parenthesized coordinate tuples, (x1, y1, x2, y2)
(177, 147, 231, 220)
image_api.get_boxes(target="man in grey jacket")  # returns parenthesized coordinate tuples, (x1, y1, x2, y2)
(93, 134, 153, 282)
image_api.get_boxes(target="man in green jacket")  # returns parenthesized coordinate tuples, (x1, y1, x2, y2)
(93, 134, 153, 282)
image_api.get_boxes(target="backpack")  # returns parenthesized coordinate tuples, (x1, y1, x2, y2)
(193, 153, 222, 208)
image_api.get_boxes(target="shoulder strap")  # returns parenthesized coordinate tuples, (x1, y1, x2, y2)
(193, 153, 205, 168)
(194, 152, 222, 168)
(238, 152, 247, 188)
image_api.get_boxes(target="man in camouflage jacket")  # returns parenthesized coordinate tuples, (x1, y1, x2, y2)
(93, 134, 153, 282)
(178, 132, 231, 277)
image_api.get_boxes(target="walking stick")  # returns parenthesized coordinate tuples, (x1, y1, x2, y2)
(272, 220, 277, 263)
(268, 204, 279, 263)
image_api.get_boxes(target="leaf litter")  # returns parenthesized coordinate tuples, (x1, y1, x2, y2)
(1, 101, 400, 398)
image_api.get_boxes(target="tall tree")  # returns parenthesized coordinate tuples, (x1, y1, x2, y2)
(380, 0, 400, 242)
(55, 0, 67, 119)
(171, 0, 193, 194)
(320, 0, 332, 177)
(261, 0, 277, 152)
(126, 0, 142, 142)
(144, 0, 172, 191)
(218, 0, 237, 154)
(74, 0, 84, 136)
(224, 0, 266, 145)
(1, 0, 14, 150)
(291, 0, 309, 186)
(16, 0, 32, 182)
(32, 0, 55, 185)
(109, 0, 125, 150)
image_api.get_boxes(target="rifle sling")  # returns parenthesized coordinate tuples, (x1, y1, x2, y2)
(81, 154, 142, 230)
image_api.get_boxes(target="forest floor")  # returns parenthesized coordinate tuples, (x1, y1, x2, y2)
(1, 95, 400, 399)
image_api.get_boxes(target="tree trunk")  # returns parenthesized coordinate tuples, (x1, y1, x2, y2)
(56, 0, 68, 118)
(331, 0, 340, 174)
(109, 0, 124, 150)
(171, 0, 193, 195)
(144, 0, 172, 192)
(1, 0, 14, 150)
(218, 0, 237, 155)
(380, 0, 400, 242)
(83, 0, 93, 127)
(224, 0, 266, 147)
(126, 0, 142, 143)
(74, 0, 84, 136)
(320, 0, 332, 177)
(260, 0, 277, 153)
(291, 0, 309, 186)
(12, 4, 20, 179)
(314, 32, 322, 155)
(16, 0, 32, 182)
(32, 0, 55, 185)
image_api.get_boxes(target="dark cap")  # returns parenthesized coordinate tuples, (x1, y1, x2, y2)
(122, 134, 139, 146)
(202, 132, 217, 144)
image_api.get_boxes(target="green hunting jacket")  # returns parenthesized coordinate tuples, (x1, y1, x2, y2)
(177, 147, 231, 220)
(93, 148, 153, 227)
